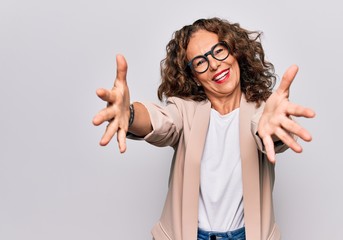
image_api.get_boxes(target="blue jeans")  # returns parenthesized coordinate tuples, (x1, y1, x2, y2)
(197, 226, 246, 240)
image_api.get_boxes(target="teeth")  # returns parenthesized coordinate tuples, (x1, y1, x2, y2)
(214, 70, 229, 81)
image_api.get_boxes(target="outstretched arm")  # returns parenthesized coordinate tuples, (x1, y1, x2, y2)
(92, 55, 152, 153)
(257, 65, 316, 162)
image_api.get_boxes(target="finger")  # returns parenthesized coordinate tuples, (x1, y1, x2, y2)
(117, 128, 127, 153)
(96, 88, 117, 103)
(277, 65, 299, 95)
(100, 120, 119, 146)
(115, 54, 128, 84)
(280, 117, 313, 142)
(284, 103, 316, 118)
(262, 135, 276, 163)
(92, 115, 103, 126)
(274, 127, 302, 153)
(92, 106, 117, 126)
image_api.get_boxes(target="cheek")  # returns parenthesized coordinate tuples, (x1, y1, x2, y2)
(235, 68, 240, 81)
(232, 63, 240, 80)
(196, 74, 210, 85)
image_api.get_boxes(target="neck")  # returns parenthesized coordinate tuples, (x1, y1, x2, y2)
(209, 92, 242, 115)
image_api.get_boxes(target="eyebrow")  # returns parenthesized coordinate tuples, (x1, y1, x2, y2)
(191, 42, 220, 59)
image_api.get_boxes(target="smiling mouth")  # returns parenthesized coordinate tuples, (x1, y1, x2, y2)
(212, 69, 230, 83)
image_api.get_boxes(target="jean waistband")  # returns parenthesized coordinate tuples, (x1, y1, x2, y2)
(197, 226, 245, 240)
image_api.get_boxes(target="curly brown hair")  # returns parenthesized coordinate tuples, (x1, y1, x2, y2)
(157, 17, 276, 105)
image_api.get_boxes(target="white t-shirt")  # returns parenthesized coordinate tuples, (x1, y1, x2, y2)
(198, 108, 244, 232)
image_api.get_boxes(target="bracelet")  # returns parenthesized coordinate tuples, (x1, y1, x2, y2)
(128, 103, 135, 127)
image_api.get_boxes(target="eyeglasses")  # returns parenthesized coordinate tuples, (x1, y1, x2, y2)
(187, 42, 230, 74)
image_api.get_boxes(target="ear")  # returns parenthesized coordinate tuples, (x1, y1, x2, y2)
(193, 78, 201, 86)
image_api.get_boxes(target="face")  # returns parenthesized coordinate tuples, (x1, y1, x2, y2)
(186, 30, 241, 102)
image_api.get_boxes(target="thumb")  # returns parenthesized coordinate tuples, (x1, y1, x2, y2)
(115, 54, 128, 83)
(277, 64, 298, 95)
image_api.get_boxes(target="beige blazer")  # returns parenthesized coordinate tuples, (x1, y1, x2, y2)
(137, 95, 288, 240)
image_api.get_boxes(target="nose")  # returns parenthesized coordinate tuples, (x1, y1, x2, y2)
(208, 56, 220, 71)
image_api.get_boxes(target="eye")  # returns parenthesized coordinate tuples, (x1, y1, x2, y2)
(214, 47, 224, 56)
(193, 57, 207, 68)
(212, 43, 229, 60)
(196, 59, 206, 66)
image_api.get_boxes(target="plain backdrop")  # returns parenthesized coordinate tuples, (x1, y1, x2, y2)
(1, 0, 342, 239)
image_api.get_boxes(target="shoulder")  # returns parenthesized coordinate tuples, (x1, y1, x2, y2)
(240, 94, 265, 115)
(167, 96, 209, 109)
(166, 97, 210, 124)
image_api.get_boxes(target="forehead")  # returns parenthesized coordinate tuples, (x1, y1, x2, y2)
(187, 30, 219, 59)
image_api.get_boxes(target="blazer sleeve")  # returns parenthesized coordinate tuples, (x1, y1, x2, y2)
(127, 97, 183, 148)
(250, 102, 290, 154)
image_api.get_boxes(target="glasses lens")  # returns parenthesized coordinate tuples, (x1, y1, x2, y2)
(189, 42, 230, 74)
(212, 43, 229, 61)
(191, 56, 208, 73)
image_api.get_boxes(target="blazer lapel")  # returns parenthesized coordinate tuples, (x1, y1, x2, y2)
(182, 100, 211, 240)
(239, 96, 261, 240)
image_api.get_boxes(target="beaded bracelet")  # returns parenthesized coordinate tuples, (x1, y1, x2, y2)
(128, 103, 135, 127)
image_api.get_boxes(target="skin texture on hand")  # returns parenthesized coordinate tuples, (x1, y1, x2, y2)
(257, 65, 316, 163)
(92, 54, 130, 153)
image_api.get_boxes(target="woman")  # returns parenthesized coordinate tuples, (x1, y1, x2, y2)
(93, 18, 315, 240)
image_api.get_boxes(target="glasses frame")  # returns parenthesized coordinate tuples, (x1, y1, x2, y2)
(187, 41, 230, 74)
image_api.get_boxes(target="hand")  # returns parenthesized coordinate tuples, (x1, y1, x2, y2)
(257, 65, 316, 162)
(92, 54, 130, 153)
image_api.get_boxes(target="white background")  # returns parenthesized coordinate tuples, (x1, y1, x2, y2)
(1, 0, 342, 239)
